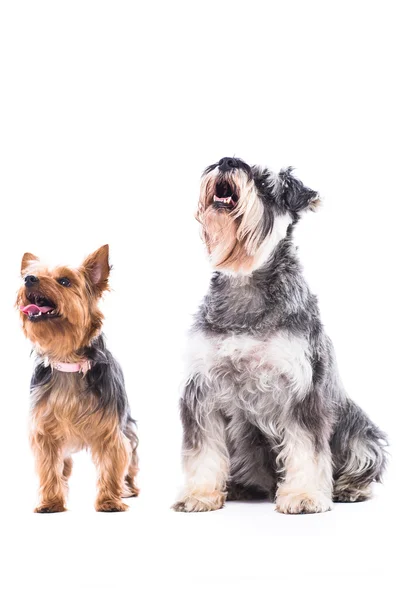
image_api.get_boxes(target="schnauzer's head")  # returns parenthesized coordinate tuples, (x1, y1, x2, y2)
(17, 245, 110, 359)
(197, 157, 320, 274)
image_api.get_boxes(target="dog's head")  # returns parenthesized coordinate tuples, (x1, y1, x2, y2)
(17, 245, 110, 359)
(197, 157, 320, 274)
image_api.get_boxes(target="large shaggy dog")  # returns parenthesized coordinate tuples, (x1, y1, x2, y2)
(173, 157, 387, 514)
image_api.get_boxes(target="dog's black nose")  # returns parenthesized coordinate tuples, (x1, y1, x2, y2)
(25, 275, 39, 287)
(218, 157, 238, 172)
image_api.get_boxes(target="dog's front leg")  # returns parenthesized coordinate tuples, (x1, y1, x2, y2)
(275, 424, 333, 514)
(31, 431, 67, 513)
(173, 379, 229, 512)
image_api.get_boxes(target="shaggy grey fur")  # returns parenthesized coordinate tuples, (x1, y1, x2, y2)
(175, 158, 387, 513)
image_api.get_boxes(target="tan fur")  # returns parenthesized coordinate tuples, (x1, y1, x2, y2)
(196, 170, 266, 273)
(18, 247, 110, 362)
(31, 376, 132, 512)
(18, 246, 139, 512)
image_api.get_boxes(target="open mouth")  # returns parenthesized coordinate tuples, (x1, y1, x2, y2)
(213, 181, 239, 210)
(20, 293, 59, 322)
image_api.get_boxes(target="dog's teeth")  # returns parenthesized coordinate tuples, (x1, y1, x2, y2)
(213, 195, 233, 205)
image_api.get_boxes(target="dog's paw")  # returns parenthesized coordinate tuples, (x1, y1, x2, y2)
(122, 485, 140, 498)
(34, 501, 66, 513)
(123, 474, 140, 498)
(276, 491, 333, 514)
(172, 491, 226, 513)
(95, 499, 129, 512)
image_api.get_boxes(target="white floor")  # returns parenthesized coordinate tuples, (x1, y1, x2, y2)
(2, 450, 398, 600)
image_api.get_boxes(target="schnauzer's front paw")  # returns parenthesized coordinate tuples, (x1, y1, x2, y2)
(95, 499, 129, 512)
(34, 501, 66, 513)
(172, 491, 226, 512)
(276, 491, 333, 514)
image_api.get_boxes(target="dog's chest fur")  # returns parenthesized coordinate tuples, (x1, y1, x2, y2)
(31, 371, 114, 451)
(33, 372, 85, 415)
(186, 329, 312, 423)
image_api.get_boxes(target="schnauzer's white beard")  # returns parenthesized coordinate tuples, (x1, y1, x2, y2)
(198, 169, 291, 275)
(214, 213, 292, 276)
(231, 171, 265, 254)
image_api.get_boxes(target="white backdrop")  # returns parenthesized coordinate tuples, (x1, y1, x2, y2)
(0, 1, 399, 599)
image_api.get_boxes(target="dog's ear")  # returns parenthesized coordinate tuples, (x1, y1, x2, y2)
(81, 245, 110, 295)
(21, 252, 39, 275)
(278, 167, 321, 213)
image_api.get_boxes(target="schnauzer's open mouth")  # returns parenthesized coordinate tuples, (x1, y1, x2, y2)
(20, 293, 59, 322)
(213, 181, 238, 210)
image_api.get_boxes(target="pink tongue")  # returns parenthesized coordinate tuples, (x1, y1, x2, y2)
(20, 304, 53, 316)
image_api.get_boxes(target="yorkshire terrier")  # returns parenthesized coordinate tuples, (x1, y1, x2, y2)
(173, 157, 387, 514)
(17, 245, 139, 512)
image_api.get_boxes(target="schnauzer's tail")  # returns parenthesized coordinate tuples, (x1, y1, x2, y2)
(330, 398, 388, 502)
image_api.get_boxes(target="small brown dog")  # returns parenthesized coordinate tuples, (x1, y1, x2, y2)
(17, 245, 138, 512)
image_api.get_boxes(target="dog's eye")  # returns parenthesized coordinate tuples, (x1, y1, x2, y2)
(260, 182, 266, 187)
(57, 277, 71, 287)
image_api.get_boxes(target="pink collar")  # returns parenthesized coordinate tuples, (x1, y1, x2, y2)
(52, 360, 92, 375)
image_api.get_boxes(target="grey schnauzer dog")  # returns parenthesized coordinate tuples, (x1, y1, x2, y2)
(173, 157, 387, 514)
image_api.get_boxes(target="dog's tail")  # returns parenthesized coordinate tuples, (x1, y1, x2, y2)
(330, 397, 388, 502)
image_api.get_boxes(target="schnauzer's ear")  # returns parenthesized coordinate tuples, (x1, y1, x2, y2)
(21, 252, 39, 275)
(81, 245, 110, 295)
(278, 167, 321, 213)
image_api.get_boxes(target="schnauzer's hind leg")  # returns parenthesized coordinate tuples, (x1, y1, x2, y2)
(331, 400, 387, 503)
(333, 442, 375, 503)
